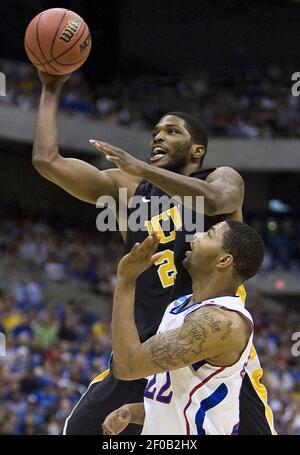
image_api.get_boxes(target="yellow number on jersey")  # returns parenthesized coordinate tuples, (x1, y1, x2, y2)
(145, 206, 182, 244)
(145, 207, 181, 288)
(155, 249, 177, 288)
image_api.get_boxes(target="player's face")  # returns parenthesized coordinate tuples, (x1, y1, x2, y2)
(183, 222, 229, 274)
(149, 115, 194, 172)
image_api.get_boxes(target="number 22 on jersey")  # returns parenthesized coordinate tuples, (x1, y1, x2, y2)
(144, 373, 173, 404)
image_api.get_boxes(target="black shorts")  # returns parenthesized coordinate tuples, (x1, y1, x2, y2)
(64, 370, 274, 435)
(63, 370, 147, 435)
(239, 373, 274, 435)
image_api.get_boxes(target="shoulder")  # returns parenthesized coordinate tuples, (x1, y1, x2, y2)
(185, 304, 252, 343)
(186, 303, 249, 325)
(206, 167, 244, 186)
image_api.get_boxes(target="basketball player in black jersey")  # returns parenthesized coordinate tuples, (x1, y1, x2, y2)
(32, 71, 275, 435)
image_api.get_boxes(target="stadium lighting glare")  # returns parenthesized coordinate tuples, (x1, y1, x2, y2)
(268, 199, 290, 214)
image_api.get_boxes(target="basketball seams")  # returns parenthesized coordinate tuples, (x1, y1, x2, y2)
(51, 22, 87, 64)
(24, 42, 39, 66)
(35, 15, 88, 66)
(25, 20, 48, 73)
(54, 32, 91, 66)
(36, 12, 64, 75)
(50, 9, 68, 61)
(55, 55, 89, 66)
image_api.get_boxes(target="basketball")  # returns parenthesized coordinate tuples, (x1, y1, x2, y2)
(24, 8, 92, 75)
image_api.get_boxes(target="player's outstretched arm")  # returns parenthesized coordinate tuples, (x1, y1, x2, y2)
(102, 403, 145, 435)
(91, 141, 244, 215)
(141, 165, 245, 216)
(32, 72, 135, 204)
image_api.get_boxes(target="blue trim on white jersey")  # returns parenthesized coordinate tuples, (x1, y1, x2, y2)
(170, 294, 240, 315)
(195, 383, 228, 435)
(192, 359, 207, 372)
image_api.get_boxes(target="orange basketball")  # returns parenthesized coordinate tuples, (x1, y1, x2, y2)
(24, 8, 92, 75)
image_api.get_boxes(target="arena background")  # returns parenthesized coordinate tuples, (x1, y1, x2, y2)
(0, 0, 300, 435)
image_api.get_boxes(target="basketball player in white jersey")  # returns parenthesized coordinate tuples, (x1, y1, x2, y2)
(102, 220, 267, 435)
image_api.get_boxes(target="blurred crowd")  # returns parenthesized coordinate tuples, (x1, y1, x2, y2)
(0, 213, 299, 434)
(250, 216, 300, 272)
(0, 213, 122, 434)
(1, 58, 300, 138)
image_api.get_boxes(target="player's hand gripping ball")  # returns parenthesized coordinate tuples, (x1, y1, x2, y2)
(24, 8, 91, 75)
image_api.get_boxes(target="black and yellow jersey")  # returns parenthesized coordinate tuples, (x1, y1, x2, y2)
(124, 168, 216, 342)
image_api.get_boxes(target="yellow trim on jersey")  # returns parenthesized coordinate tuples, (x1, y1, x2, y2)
(248, 347, 277, 435)
(236, 286, 276, 434)
(250, 344, 257, 361)
(91, 369, 110, 384)
(236, 284, 246, 305)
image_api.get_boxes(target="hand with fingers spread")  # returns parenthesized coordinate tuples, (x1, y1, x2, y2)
(90, 140, 146, 177)
(117, 232, 164, 282)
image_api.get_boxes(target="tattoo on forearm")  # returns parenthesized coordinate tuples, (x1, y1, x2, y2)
(149, 309, 223, 370)
(149, 319, 207, 370)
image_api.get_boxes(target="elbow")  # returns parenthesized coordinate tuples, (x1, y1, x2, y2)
(204, 197, 219, 216)
(112, 360, 137, 381)
(32, 153, 55, 178)
(32, 155, 50, 170)
(113, 368, 133, 381)
(114, 371, 133, 381)
(32, 159, 51, 179)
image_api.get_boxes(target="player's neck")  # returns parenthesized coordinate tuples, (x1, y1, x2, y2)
(190, 275, 238, 305)
(179, 162, 201, 176)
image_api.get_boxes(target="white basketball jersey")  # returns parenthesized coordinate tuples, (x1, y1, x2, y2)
(142, 295, 253, 435)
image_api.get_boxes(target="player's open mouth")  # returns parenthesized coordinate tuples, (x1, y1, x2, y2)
(150, 147, 168, 162)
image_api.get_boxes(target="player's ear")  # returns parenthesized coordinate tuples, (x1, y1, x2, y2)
(216, 254, 233, 270)
(191, 144, 205, 161)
